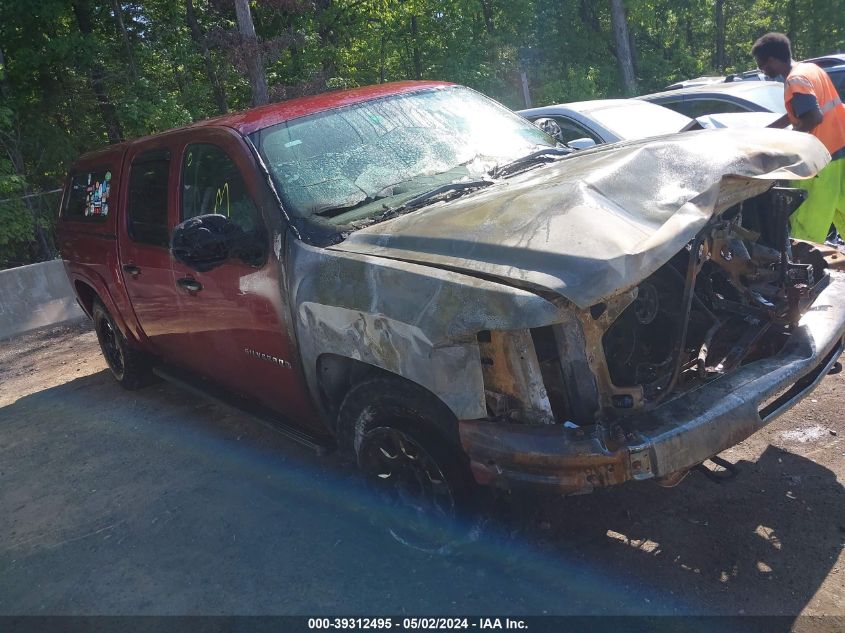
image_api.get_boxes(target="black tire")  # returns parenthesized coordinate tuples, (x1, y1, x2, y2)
(337, 376, 481, 552)
(92, 300, 155, 390)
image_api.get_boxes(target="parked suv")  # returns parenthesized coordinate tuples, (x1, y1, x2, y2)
(59, 81, 845, 538)
(638, 80, 787, 117)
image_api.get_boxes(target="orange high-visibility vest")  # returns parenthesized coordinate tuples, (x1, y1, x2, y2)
(785, 62, 845, 155)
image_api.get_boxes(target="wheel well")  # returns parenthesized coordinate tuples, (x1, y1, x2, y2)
(317, 354, 464, 454)
(316, 354, 390, 419)
(335, 374, 463, 458)
(74, 281, 98, 317)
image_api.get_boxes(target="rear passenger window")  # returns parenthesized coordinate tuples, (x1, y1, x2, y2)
(181, 144, 258, 231)
(683, 99, 749, 117)
(63, 169, 113, 222)
(128, 151, 170, 247)
(653, 99, 685, 115)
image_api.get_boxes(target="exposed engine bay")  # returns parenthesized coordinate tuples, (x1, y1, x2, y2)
(601, 186, 830, 412)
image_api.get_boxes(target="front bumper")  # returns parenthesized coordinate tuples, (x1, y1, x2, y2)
(459, 271, 845, 494)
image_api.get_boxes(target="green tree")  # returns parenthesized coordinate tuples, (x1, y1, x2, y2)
(2, 0, 845, 268)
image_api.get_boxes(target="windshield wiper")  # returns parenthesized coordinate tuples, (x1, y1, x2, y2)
(316, 195, 376, 218)
(377, 179, 494, 221)
(490, 147, 573, 179)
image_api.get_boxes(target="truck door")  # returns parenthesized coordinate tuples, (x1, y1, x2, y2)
(118, 145, 184, 353)
(170, 128, 320, 429)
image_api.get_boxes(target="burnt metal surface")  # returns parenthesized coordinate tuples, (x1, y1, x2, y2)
(793, 239, 845, 272)
(478, 330, 555, 423)
(628, 271, 845, 476)
(330, 129, 829, 309)
(459, 272, 845, 492)
(458, 420, 632, 494)
(652, 234, 708, 404)
(572, 291, 644, 415)
(288, 240, 570, 421)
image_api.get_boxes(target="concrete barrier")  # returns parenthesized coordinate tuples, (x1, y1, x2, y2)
(0, 260, 86, 340)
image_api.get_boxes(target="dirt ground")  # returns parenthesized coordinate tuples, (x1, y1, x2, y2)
(1, 320, 844, 623)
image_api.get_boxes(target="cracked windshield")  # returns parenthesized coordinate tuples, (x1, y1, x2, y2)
(250, 86, 555, 227)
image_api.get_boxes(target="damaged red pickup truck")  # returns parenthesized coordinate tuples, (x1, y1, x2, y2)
(59, 81, 845, 532)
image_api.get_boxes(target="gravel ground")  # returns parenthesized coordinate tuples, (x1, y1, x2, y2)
(1, 320, 844, 623)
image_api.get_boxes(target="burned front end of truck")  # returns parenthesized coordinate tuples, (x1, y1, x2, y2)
(436, 147, 845, 505)
(461, 181, 845, 493)
(281, 96, 843, 499)
(600, 188, 825, 413)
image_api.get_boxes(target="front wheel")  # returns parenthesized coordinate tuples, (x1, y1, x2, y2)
(338, 377, 481, 552)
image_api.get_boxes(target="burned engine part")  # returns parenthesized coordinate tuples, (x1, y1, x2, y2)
(602, 264, 688, 400)
(633, 283, 659, 325)
(792, 239, 845, 272)
(601, 186, 826, 412)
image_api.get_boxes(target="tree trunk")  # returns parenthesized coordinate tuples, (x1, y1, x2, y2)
(71, 0, 124, 143)
(186, 0, 228, 114)
(110, 0, 138, 81)
(480, 0, 495, 35)
(233, 0, 269, 107)
(714, 0, 726, 72)
(628, 25, 639, 75)
(379, 31, 386, 83)
(609, 0, 637, 96)
(410, 15, 422, 80)
(0, 47, 8, 103)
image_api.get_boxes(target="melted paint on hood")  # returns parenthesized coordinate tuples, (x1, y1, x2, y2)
(329, 128, 829, 309)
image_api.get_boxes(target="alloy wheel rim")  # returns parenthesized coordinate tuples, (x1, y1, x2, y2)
(360, 426, 458, 549)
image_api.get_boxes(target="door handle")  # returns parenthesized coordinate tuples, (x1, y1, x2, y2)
(177, 277, 203, 293)
(122, 264, 141, 277)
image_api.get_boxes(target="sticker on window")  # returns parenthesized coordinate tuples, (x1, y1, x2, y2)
(65, 169, 113, 221)
(85, 171, 111, 217)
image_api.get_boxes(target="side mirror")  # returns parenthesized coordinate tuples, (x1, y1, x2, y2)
(532, 117, 564, 143)
(171, 214, 265, 272)
(567, 137, 597, 150)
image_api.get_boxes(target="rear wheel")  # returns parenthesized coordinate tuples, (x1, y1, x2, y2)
(338, 377, 480, 552)
(92, 300, 155, 389)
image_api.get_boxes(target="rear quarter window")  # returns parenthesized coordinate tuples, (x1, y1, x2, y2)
(63, 168, 114, 222)
(827, 68, 845, 101)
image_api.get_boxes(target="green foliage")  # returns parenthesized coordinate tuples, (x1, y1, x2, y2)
(1, 0, 844, 268)
(0, 168, 32, 245)
(0, 156, 35, 268)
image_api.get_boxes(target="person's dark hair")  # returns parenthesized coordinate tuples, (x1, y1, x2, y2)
(751, 32, 792, 63)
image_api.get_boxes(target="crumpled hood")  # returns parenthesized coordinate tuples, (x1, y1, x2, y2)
(329, 128, 829, 309)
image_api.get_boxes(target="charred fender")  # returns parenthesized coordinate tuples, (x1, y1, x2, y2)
(289, 240, 571, 422)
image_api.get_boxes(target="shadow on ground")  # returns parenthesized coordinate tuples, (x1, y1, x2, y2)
(496, 444, 844, 619)
(1, 371, 842, 622)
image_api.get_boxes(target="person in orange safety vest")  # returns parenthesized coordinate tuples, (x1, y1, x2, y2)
(752, 32, 845, 243)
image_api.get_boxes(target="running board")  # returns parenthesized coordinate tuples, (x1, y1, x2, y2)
(153, 365, 335, 455)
